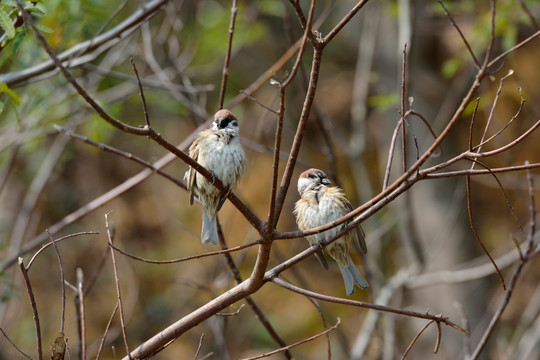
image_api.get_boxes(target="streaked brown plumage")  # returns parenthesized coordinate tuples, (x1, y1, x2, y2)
(294, 168, 368, 295)
(185, 109, 246, 245)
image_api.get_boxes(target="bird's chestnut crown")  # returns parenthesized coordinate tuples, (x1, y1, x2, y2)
(213, 109, 239, 131)
(297, 168, 332, 194)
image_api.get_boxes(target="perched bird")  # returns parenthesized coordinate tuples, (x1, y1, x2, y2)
(185, 109, 247, 245)
(294, 168, 368, 295)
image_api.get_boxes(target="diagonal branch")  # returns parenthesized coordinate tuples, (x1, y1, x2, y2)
(218, 0, 238, 109)
(1, 0, 170, 87)
(271, 278, 465, 333)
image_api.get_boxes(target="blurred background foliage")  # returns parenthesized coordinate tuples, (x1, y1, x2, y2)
(1, 0, 540, 359)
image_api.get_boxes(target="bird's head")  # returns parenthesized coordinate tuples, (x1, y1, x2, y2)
(297, 168, 331, 195)
(211, 109, 240, 133)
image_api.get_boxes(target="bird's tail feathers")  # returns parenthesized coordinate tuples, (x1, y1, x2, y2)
(202, 208, 218, 245)
(337, 261, 368, 296)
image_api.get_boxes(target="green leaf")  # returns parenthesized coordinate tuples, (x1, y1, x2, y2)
(26, 3, 46, 15)
(0, 101, 4, 115)
(0, 0, 18, 9)
(0, 9, 15, 38)
(0, 83, 21, 104)
(35, 24, 52, 33)
(10, 26, 25, 52)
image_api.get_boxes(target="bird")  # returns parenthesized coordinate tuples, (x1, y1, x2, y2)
(294, 168, 368, 295)
(185, 109, 247, 245)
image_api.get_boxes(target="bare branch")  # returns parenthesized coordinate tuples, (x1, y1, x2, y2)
(240, 318, 341, 360)
(76, 268, 87, 360)
(488, 30, 540, 69)
(95, 303, 119, 360)
(469, 162, 538, 359)
(26, 232, 99, 270)
(465, 174, 506, 288)
(518, 0, 540, 30)
(0, 0, 170, 87)
(400, 320, 435, 360)
(271, 278, 466, 333)
(130, 59, 151, 127)
(193, 333, 205, 360)
(110, 240, 260, 264)
(218, 0, 239, 109)
(0, 32, 299, 272)
(437, 0, 481, 69)
(105, 213, 131, 359)
(322, 0, 371, 46)
(268, 0, 315, 230)
(18, 257, 43, 360)
(0, 328, 34, 360)
(47, 231, 66, 335)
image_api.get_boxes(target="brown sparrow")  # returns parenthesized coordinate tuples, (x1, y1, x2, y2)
(185, 109, 247, 245)
(294, 168, 368, 295)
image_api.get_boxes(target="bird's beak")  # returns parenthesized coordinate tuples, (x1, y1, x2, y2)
(322, 178, 331, 185)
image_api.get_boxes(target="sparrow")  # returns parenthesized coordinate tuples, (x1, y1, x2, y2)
(294, 168, 368, 295)
(185, 109, 247, 245)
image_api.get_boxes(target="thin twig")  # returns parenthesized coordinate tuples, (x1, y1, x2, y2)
(474, 69, 514, 158)
(0, 328, 34, 359)
(48, 231, 66, 334)
(437, 0, 481, 69)
(272, 47, 323, 225)
(18, 257, 43, 360)
(271, 278, 465, 333)
(400, 320, 435, 360)
(105, 213, 132, 359)
(488, 30, 540, 68)
(472, 87, 525, 151)
(193, 333, 205, 360)
(464, 157, 525, 253)
(0, 31, 299, 272)
(469, 162, 538, 359)
(77, 268, 87, 360)
(322, 0, 370, 46)
(84, 243, 110, 295)
(216, 304, 245, 316)
(517, 0, 540, 30)
(239, 90, 279, 114)
(54, 125, 186, 189)
(400, 43, 407, 174)
(26, 231, 98, 270)
(466, 118, 540, 158)
(454, 302, 471, 357)
(130, 58, 150, 127)
(218, 0, 238, 109)
(240, 318, 341, 360)
(383, 117, 402, 190)
(483, 0, 497, 67)
(0, 0, 169, 86)
(217, 227, 292, 359)
(111, 240, 261, 264)
(96, 303, 119, 360)
(465, 174, 506, 289)
(16, 0, 262, 232)
(268, 0, 315, 229)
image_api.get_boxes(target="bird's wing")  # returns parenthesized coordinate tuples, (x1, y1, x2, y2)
(314, 248, 329, 270)
(343, 197, 367, 254)
(187, 138, 199, 206)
